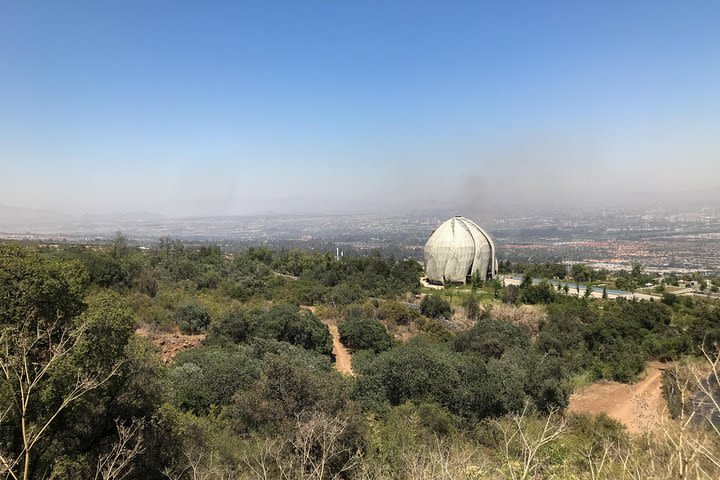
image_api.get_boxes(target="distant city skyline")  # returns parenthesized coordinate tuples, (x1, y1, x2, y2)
(2, 207, 720, 273)
(2, 1, 719, 217)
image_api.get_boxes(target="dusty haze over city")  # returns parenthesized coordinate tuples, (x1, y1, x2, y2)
(2, 138, 719, 218)
(2, 1, 719, 269)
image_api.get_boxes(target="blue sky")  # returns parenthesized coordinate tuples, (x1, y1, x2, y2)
(1, 1, 719, 216)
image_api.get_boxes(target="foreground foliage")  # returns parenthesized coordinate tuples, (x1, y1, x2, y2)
(1, 241, 719, 479)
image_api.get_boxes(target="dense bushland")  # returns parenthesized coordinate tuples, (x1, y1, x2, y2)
(1, 240, 719, 479)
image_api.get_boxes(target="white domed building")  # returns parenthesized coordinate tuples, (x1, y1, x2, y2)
(423, 216, 497, 284)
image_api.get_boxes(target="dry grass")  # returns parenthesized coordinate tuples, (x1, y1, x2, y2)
(489, 304, 548, 337)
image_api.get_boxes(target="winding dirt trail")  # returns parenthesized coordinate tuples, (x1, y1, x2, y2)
(302, 306, 354, 376)
(568, 362, 670, 434)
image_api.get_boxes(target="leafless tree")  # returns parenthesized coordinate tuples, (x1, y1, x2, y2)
(399, 435, 484, 480)
(496, 403, 567, 480)
(161, 447, 238, 480)
(241, 437, 282, 480)
(94, 419, 145, 480)
(581, 441, 612, 480)
(653, 345, 720, 479)
(0, 317, 123, 480)
(277, 412, 360, 480)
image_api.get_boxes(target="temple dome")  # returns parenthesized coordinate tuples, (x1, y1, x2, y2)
(423, 216, 497, 284)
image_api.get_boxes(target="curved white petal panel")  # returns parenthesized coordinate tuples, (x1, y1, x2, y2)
(423, 216, 497, 284)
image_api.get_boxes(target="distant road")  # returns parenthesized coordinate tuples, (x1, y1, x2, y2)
(420, 274, 662, 301)
(501, 275, 661, 301)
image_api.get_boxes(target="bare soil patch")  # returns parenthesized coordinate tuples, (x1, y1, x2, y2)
(568, 362, 671, 434)
(325, 320, 355, 376)
(136, 326, 205, 363)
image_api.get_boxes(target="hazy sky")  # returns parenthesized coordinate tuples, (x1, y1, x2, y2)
(1, 1, 719, 217)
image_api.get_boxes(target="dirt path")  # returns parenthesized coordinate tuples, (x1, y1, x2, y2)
(302, 306, 354, 376)
(325, 320, 354, 376)
(568, 362, 669, 434)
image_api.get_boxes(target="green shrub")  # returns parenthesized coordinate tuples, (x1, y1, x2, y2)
(589, 338, 646, 382)
(228, 355, 350, 432)
(328, 282, 363, 305)
(209, 304, 333, 355)
(287, 279, 328, 305)
(420, 294, 452, 319)
(417, 318, 453, 342)
(353, 342, 460, 408)
(339, 317, 393, 353)
(176, 301, 211, 334)
(378, 300, 419, 325)
(462, 294, 482, 320)
(344, 303, 376, 322)
(245, 337, 333, 371)
(211, 307, 252, 342)
(171, 345, 260, 411)
(84, 253, 130, 289)
(260, 304, 334, 355)
(453, 356, 525, 418)
(350, 349, 376, 375)
(518, 280, 557, 304)
(454, 319, 530, 359)
(618, 301, 671, 332)
(522, 353, 571, 411)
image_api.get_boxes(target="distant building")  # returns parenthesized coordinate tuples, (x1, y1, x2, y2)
(423, 216, 498, 284)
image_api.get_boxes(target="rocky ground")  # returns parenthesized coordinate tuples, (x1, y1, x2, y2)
(136, 327, 206, 363)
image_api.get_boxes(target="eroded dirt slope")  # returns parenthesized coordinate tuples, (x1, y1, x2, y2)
(568, 362, 670, 434)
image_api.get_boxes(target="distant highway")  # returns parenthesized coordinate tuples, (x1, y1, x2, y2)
(501, 275, 661, 301)
(420, 274, 662, 301)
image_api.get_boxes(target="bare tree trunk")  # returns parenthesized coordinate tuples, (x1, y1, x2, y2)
(0, 319, 124, 480)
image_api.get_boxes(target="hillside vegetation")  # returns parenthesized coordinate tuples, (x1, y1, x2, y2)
(0, 239, 718, 479)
